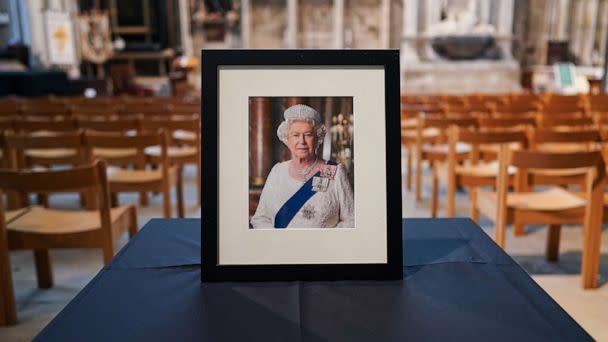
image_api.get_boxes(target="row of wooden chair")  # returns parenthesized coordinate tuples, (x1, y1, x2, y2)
(402, 93, 608, 115)
(1, 129, 185, 218)
(411, 122, 607, 289)
(0, 115, 201, 207)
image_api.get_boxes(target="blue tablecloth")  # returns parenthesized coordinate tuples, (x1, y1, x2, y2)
(35, 218, 591, 341)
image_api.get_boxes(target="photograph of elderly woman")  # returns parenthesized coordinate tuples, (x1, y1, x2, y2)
(249, 97, 355, 229)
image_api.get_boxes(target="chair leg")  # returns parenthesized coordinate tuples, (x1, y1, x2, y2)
(110, 193, 119, 207)
(128, 206, 138, 238)
(197, 162, 202, 206)
(431, 162, 439, 218)
(34, 249, 53, 289)
(495, 214, 507, 249)
(415, 154, 422, 202)
(0, 230, 17, 325)
(513, 223, 525, 236)
(446, 175, 455, 218)
(162, 183, 172, 218)
(582, 215, 602, 289)
(101, 239, 114, 265)
(177, 170, 185, 218)
(469, 187, 479, 223)
(406, 144, 412, 191)
(37, 193, 49, 208)
(139, 191, 148, 206)
(545, 224, 561, 262)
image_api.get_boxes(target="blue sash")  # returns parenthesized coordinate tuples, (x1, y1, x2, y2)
(274, 161, 336, 228)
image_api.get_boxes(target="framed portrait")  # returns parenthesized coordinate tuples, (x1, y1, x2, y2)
(201, 49, 402, 282)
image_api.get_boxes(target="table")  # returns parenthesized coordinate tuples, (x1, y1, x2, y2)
(35, 219, 591, 341)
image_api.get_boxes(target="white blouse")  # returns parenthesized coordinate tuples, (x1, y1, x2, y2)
(250, 161, 355, 228)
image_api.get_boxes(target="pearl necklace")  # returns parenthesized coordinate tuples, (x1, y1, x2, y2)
(292, 157, 318, 177)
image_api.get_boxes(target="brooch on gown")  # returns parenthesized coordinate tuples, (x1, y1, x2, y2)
(319, 164, 337, 179)
(312, 164, 336, 192)
(312, 176, 329, 192)
(301, 204, 316, 220)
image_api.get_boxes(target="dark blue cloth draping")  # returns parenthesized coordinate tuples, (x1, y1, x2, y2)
(35, 218, 591, 341)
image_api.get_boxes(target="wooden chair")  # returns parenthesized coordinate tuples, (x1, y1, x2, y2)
(401, 109, 441, 190)
(478, 148, 605, 289)
(20, 102, 70, 120)
(120, 103, 171, 117)
(84, 130, 184, 218)
(446, 127, 527, 221)
(140, 115, 201, 205)
(415, 115, 477, 217)
(11, 120, 80, 168)
(70, 103, 121, 120)
(0, 160, 138, 325)
(77, 118, 140, 167)
(539, 116, 595, 130)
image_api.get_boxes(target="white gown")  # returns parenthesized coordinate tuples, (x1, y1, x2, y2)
(250, 161, 355, 228)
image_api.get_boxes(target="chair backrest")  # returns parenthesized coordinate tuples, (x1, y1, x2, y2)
(531, 128, 602, 151)
(0, 159, 109, 195)
(77, 118, 140, 133)
(21, 103, 70, 119)
(4, 131, 85, 168)
(539, 116, 595, 129)
(139, 115, 199, 132)
(14, 118, 77, 133)
(120, 103, 171, 116)
(70, 104, 121, 119)
(419, 114, 478, 129)
(83, 129, 169, 169)
(478, 117, 536, 130)
(449, 127, 527, 164)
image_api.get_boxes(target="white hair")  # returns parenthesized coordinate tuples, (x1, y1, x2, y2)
(277, 104, 326, 148)
(277, 118, 327, 147)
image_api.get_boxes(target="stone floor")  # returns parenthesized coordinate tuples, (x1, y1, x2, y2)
(1, 160, 607, 341)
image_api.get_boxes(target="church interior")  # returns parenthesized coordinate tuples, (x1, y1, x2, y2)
(1, 0, 608, 340)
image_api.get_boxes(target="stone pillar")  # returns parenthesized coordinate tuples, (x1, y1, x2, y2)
(333, 0, 344, 48)
(496, 0, 514, 59)
(249, 98, 272, 186)
(178, 0, 193, 55)
(401, 0, 419, 63)
(570, 0, 585, 60)
(598, 0, 608, 67)
(580, 0, 599, 65)
(555, 0, 570, 40)
(380, 0, 390, 49)
(241, 0, 251, 48)
(286, 0, 298, 48)
(478, 0, 490, 26)
(421, 0, 441, 60)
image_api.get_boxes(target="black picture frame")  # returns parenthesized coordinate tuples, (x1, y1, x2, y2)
(201, 49, 402, 282)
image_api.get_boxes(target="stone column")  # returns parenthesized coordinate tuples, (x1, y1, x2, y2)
(401, 0, 419, 64)
(241, 0, 251, 48)
(580, 0, 599, 65)
(421, 0, 441, 60)
(598, 0, 608, 67)
(178, 0, 193, 55)
(333, 0, 344, 48)
(496, 0, 514, 59)
(478, 0, 490, 26)
(555, 0, 570, 40)
(570, 0, 585, 60)
(249, 98, 272, 186)
(380, 0, 391, 49)
(286, 0, 298, 48)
